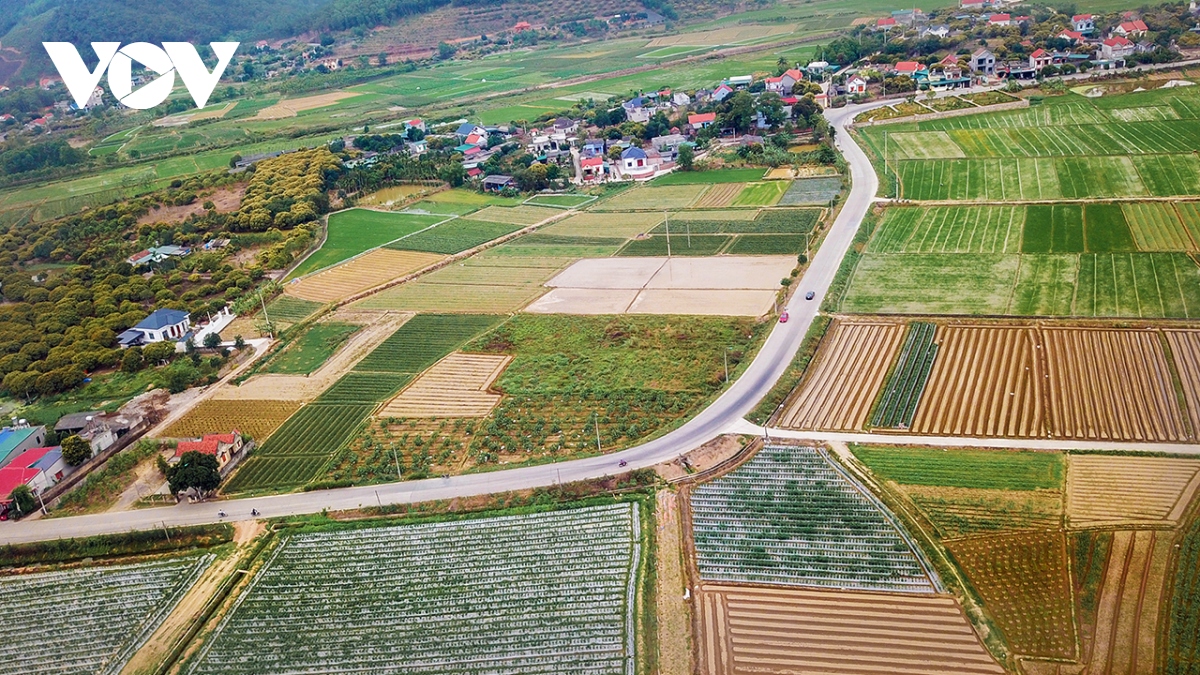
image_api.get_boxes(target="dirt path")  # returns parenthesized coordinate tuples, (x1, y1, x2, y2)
(119, 520, 265, 675)
(655, 489, 692, 675)
(108, 448, 173, 512)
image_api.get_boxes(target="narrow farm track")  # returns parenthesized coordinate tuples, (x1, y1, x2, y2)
(696, 584, 1005, 675)
(0, 100, 885, 545)
(1086, 530, 1173, 675)
(777, 320, 905, 431)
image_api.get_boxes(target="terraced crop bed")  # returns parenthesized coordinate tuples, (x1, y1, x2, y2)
(188, 504, 641, 675)
(871, 322, 937, 429)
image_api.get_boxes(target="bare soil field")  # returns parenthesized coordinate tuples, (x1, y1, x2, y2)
(777, 320, 905, 430)
(656, 490, 692, 675)
(912, 325, 1046, 438)
(692, 183, 745, 208)
(254, 91, 359, 119)
(1066, 455, 1200, 528)
(1084, 530, 1173, 675)
(218, 315, 261, 342)
(531, 256, 791, 316)
(377, 352, 511, 418)
(137, 184, 245, 225)
(1164, 329, 1200, 433)
(695, 583, 1004, 675)
(158, 399, 301, 441)
(1043, 328, 1186, 442)
(284, 249, 445, 303)
(213, 312, 411, 401)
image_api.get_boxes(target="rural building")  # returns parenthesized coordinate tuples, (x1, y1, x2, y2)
(620, 146, 658, 179)
(77, 412, 140, 456)
(711, 84, 734, 101)
(672, 92, 691, 106)
(651, 134, 687, 155)
(1073, 14, 1095, 33)
(988, 13, 1011, 25)
(970, 48, 997, 75)
(172, 431, 243, 471)
(54, 411, 105, 436)
(923, 25, 950, 38)
(1114, 19, 1148, 37)
(876, 17, 897, 29)
(726, 75, 753, 88)
(0, 425, 48, 471)
(455, 123, 487, 140)
(482, 175, 516, 192)
(580, 156, 605, 182)
(1030, 48, 1053, 70)
(1100, 36, 1135, 58)
(117, 309, 191, 348)
(125, 245, 191, 267)
(0, 446, 68, 517)
(1059, 29, 1085, 43)
(846, 76, 868, 94)
(552, 117, 579, 134)
(688, 112, 717, 130)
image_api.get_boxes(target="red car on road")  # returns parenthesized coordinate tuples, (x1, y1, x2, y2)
(779, 311, 789, 323)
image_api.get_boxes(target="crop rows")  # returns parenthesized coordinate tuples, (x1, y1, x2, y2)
(1165, 510, 1200, 674)
(871, 322, 937, 429)
(650, 208, 819, 235)
(317, 372, 413, 403)
(778, 177, 841, 205)
(691, 445, 936, 593)
(188, 504, 641, 675)
(385, 219, 524, 255)
(355, 314, 505, 373)
(946, 531, 1076, 659)
(0, 555, 213, 675)
(161, 399, 302, 442)
(724, 234, 805, 255)
(617, 235, 731, 256)
(871, 206, 1023, 254)
(264, 295, 323, 325)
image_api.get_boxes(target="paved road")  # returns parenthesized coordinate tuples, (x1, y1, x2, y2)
(726, 419, 1200, 456)
(0, 101, 886, 545)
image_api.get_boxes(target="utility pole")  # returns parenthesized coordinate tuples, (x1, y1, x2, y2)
(594, 412, 602, 454)
(664, 211, 671, 257)
(724, 348, 729, 382)
(392, 444, 402, 481)
(258, 289, 274, 339)
(162, 521, 171, 543)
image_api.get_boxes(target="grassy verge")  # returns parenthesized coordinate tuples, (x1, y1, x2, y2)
(820, 205, 880, 313)
(50, 441, 162, 517)
(0, 523, 232, 569)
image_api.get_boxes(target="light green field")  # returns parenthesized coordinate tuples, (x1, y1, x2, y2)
(538, 212, 665, 238)
(289, 209, 443, 278)
(463, 204, 561, 225)
(593, 185, 710, 211)
(870, 206, 1024, 253)
(1121, 202, 1196, 251)
(732, 181, 788, 207)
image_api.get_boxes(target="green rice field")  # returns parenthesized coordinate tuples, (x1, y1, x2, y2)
(290, 209, 444, 278)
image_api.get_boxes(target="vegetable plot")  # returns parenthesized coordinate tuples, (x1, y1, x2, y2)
(189, 504, 642, 675)
(871, 322, 938, 429)
(691, 445, 937, 593)
(0, 555, 212, 675)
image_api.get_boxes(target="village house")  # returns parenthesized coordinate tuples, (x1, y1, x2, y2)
(1073, 14, 1096, 33)
(482, 175, 516, 192)
(172, 431, 243, 473)
(1100, 36, 1136, 58)
(620, 146, 658, 179)
(970, 47, 997, 75)
(876, 17, 897, 30)
(711, 84, 734, 102)
(687, 112, 717, 131)
(116, 309, 191, 348)
(988, 13, 1012, 26)
(0, 425, 48, 471)
(651, 133, 687, 156)
(846, 75, 868, 94)
(1059, 29, 1085, 43)
(0, 446, 69, 517)
(580, 156, 605, 182)
(1114, 19, 1148, 37)
(582, 138, 606, 158)
(923, 24, 951, 38)
(1030, 48, 1054, 70)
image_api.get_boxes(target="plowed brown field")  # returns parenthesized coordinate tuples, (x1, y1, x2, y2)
(777, 320, 905, 430)
(696, 583, 1004, 675)
(912, 326, 1046, 437)
(1043, 328, 1186, 442)
(1165, 329, 1200, 434)
(1085, 530, 1173, 675)
(285, 249, 445, 303)
(377, 352, 511, 418)
(1066, 455, 1200, 528)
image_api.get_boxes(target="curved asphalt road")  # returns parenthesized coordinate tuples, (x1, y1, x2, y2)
(0, 101, 885, 545)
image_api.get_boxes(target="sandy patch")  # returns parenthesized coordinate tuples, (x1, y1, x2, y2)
(137, 184, 245, 225)
(546, 258, 666, 289)
(525, 288, 640, 314)
(628, 289, 777, 316)
(153, 101, 236, 127)
(645, 256, 795, 289)
(255, 91, 359, 119)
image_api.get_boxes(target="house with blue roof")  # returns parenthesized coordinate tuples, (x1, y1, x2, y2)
(456, 123, 486, 140)
(117, 309, 191, 348)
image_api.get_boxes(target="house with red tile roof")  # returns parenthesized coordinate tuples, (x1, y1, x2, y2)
(1058, 30, 1085, 43)
(687, 112, 717, 130)
(1072, 14, 1095, 32)
(1030, 48, 1053, 69)
(1101, 36, 1135, 58)
(988, 13, 1012, 25)
(0, 446, 68, 517)
(876, 17, 897, 29)
(1114, 19, 1148, 37)
(173, 431, 243, 471)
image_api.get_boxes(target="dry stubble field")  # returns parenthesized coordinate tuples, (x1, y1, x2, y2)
(377, 352, 511, 418)
(1065, 455, 1200, 528)
(284, 249, 445, 303)
(1085, 530, 1174, 675)
(695, 583, 1004, 675)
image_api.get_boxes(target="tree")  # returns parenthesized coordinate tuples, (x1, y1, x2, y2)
(377, 51, 389, 66)
(203, 332, 221, 349)
(61, 434, 91, 466)
(121, 347, 144, 373)
(757, 92, 786, 129)
(234, 335, 246, 349)
(722, 91, 757, 133)
(143, 341, 176, 364)
(165, 451, 221, 496)
(677, 143, 695, 171)
(8, 484, 36, 516)
(437, 42, 457, 60)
